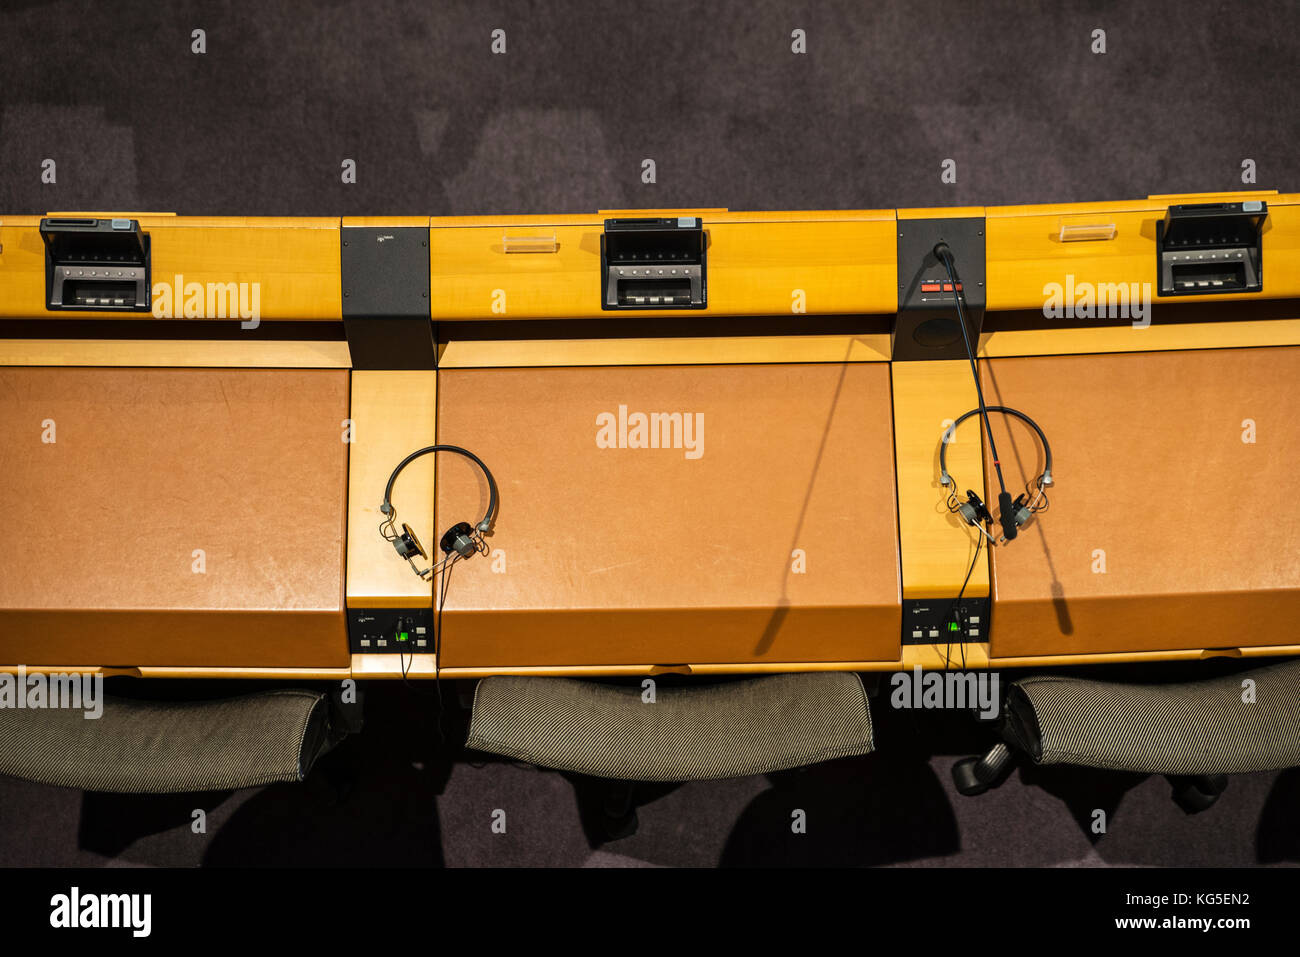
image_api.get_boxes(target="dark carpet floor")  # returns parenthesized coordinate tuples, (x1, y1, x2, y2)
(2, 0, 1299, 867)
(3, 0, 1298, 215)
(2, 680, 1299, 868)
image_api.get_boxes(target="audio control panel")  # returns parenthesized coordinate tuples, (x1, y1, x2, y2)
(903, 597, 989, 645)
(347, 607, 434, 654)
(894, 216, 986, 361)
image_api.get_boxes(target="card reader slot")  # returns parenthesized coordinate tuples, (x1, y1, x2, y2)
(617, 278, 694, 306)
(1170, 261, 1247, 292)
(62, 279, 140, 307)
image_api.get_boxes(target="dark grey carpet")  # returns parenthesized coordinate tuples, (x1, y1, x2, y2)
(2, 682, 1298, 867)
(2, 0, 1298, 867)
(2, 1, 1298, 215)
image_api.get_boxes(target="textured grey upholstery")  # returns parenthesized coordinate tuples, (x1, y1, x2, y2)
(0, 689, 333, 793)
(466, 673, 874, 781)
(1004, 658, 1300, 775)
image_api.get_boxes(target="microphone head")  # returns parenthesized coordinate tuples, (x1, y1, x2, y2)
(997, 491, 1019, 541)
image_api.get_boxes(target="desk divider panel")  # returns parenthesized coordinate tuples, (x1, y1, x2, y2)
(890, 361, 991, 653)
(345, 370, 439, 675)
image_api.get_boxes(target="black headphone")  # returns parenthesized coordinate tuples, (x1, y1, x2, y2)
(379, 444, 499, 580)
(940, 406, 1053, 545)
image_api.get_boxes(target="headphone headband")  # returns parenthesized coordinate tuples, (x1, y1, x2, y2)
(940, 406, 1053, 491)
(381, 444, 499, 534)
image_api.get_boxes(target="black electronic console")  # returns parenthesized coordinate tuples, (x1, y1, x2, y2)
(601, 217, 706, 309)
(903, 597, 990, 645)
(341, 225, 435, 369)
(1156, 200, 1266, 297)
(894, 217, 985, 361)
(39, 217, 151, 311)
(347, 607, 434, 654)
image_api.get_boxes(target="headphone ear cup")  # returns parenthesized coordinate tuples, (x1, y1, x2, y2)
(957, 500, 980, 526)
(961, 490, 994, 528)
(439, 521, 479, 559)
(1012, 495, 1032, 528)
(394, 523, 428, 561)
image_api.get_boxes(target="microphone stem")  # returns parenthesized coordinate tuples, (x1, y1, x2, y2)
(937, 247, 1008, 498)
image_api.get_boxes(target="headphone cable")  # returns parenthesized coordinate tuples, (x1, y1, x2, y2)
(432, 553, 457, 748)
(948, 533, 982, 671)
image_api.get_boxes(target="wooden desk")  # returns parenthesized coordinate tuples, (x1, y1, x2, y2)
(3, 196, 1299, 677)
(0, 367, 350, 668)
(433, 362, 902, 669)
(983, 347, 1300, 658)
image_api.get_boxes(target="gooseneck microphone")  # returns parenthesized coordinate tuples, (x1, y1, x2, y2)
(932, 242, 1018, 542)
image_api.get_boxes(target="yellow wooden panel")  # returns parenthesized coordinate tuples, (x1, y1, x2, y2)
(987, 192, 1300, 311)
(342, 216, 431, 227)
(985, 190, 1282, 219)
(1, 664, 354, 679)
(429, 216, 897, 319)
(709, 220, 896, 315)
(0, 339, 352, 368)
(11, 644, 1297, 678)
(431, 209, 893, 228)
(0, 216, 341, 319)
(897, 206, 986, 220)
(980, 316, 1300, 358)
(38, 214, 332, 226)
(437, 333, 892, 367)
(351, 653, 436, 677)
(345, 370, 437, 608)
(428, 644, 1300, 676)
(892, 361, 989, 599)
(895, 643, 1300, 672)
